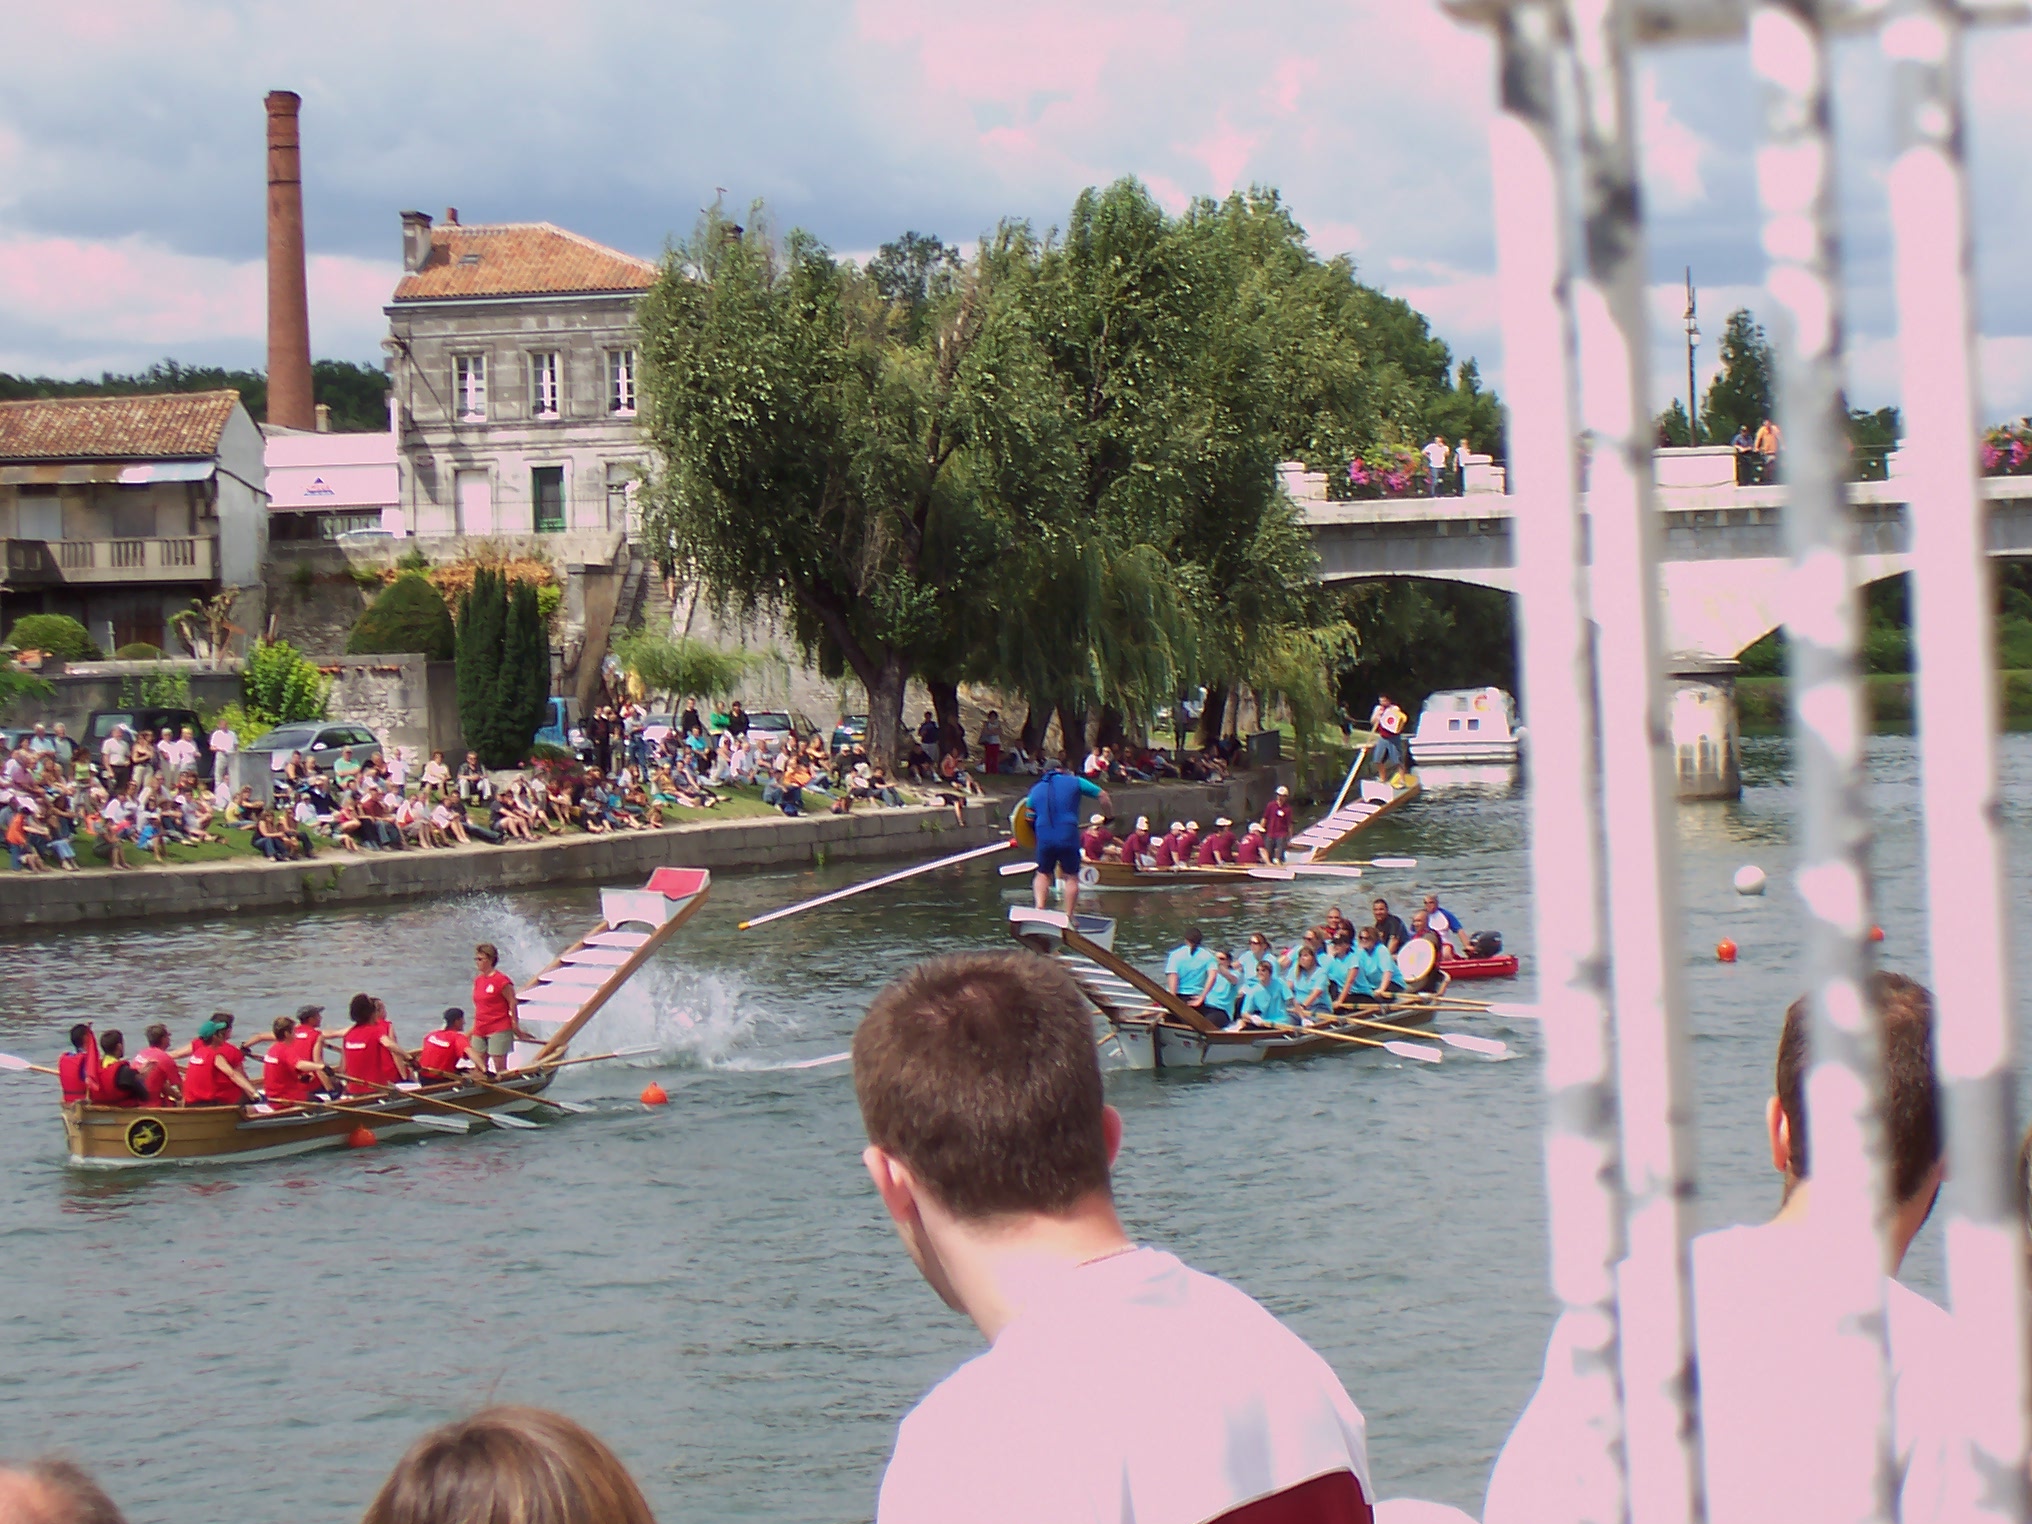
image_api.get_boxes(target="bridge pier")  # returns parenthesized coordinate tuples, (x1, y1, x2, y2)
(1667, 658, 1740, 801)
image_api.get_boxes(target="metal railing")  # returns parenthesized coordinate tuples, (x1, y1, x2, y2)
(1445, 1, 2030, 1520)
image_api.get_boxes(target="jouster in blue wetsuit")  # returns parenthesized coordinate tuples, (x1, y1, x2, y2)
(1026, 760, 1103, 918)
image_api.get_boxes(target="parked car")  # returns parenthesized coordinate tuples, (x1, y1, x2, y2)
(831, 714, 869, 753)
(533, 696, 582, 756)
(244, 720, 383, 773)
(744, 709, 808, 759)
(82, 707, 212, 771)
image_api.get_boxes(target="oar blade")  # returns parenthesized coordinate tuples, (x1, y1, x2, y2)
(408, 1113, 471, 1133)
(1367, 857, 1418, 869)
(1439, 1032, 1510, 1057)
(998, 862, 1036, 877)
(1484, 1002, 1541, 1020)
(1383, 1040, 1443, 1064)
(484, 1109, 542, 1130)
(1292, 864, 1363, 878)
(0, 1051, 35, 1072)
(1246, 867, 1297, 880)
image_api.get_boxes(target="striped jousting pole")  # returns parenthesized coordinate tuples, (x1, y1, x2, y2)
(1752, 3, 1896, 1521)
(1558, 2, 1706, 1518)
(1885, 0, 2032, 1514)
(1451, 2, 1631, 1517)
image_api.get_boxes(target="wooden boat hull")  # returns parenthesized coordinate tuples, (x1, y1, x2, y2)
(1098, 1007, 1438, 1071)
(1290, 777, 1423, 862)
(1081, 860, 1266, 888)
(61, 1072, 554, 1169)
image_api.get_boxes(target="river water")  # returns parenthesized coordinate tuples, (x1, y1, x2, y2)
(4, 733, 2031, 1522)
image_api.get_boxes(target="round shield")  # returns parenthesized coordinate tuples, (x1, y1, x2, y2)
(1010, 798, 1036, 851)
(1397, 937, 1438, 983)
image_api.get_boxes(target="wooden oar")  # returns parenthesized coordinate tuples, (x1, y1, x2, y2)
(0, 1052, 59, 1077)
(998, 861, 1035, 877)
(1402, 997, 1540, 1020)
(517, 1044, 660, 1074)
(341, 1075, 542, 1129)
(740, 839, 1011, 929)
(454, 1069, 594, 1115)
(268, 1095, 468, 1134)
(1333, 1012, 1507, 1056)
(1293, 1025, 1441, 1063)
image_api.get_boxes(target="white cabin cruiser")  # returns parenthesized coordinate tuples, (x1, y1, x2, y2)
(1409, 687, 1524, 765)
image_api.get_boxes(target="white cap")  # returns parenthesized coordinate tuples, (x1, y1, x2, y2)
(1248, 820, 1264, 831)
(1089, 813, 1105, 825)
(1276, 785, 1290, 795)
(1215, 817, 1232, 827)
(1170, 821, 1184, 832)
(1136, 816, 1149, 829)
(1187, 820, 1200, 831)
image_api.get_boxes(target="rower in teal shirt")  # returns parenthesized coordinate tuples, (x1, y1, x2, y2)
(1287, 948, 1332, 1018)
(1320, 936, 1357, 999)
(1343, 927, 1398, 1003)
(1202, 952, 1242, 1023)
(1238, 962, 1294, 1027)
(1164, 930, 1218, 1005)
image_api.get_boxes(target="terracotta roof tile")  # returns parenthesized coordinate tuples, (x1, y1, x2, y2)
(392, 222, 658, 302)
(0, 391, 241, 461)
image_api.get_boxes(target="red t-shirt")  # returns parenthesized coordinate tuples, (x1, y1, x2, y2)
(343, 1019, 402, 1094)
(135, 1047, 181, 1104)
(472, 970, 516, 1036)
(1236, 835, 1264, 864)
(263, 1036, 312, 1103)
(418, 1028, 470, 1076)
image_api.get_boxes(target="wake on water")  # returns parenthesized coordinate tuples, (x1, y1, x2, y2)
(459, 898, 841, 1076)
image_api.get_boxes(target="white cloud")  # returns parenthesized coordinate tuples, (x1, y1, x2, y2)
(1638, 67, 1711, 212)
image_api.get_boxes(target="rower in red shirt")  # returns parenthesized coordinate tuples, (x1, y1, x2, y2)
(1262, 785, 1294, 864)
(342, 993, 415, 1096)
(87, 1030, 153, 1108)
(1235, 822, 1267, 865)
(132, 1022, 182, 1105)
(416, 1008, 472, 1081)
(1194, 817, 1238, 867)
(1118, 815, 1153, 869)
(1079, 815, 1117, 863)
(182, 1015, 261, 1107)
(1152, 822, 1182, 870)
(58, 1023, 100, 1105)
(260, 1015, 321, 1104)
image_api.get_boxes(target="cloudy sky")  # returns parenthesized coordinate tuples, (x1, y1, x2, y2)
(2, 1, 2027, 422)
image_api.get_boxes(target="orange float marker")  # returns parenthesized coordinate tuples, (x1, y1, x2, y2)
(640, 1083, 669, 1107)
(1868, 925, 1885, 943)
(347, 1126, 378, 1148)
(1716, 938, 1738, 963)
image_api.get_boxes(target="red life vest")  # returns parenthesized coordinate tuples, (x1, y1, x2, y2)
(58, 1046, 99, 1105)
(263, 1037, 311, 1103)
(418, 1028, 469, 1077)
(343, 1020, 402, 1093)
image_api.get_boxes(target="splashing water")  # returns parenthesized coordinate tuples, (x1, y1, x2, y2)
(456, 896, 801, 1071)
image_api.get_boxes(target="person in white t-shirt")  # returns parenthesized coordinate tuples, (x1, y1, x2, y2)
(209, 721, 237, 788)
(853, 951, 1378, 1524)
(1484, 971, 1967, 1524)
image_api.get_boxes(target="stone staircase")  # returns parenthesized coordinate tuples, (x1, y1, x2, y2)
(614, 553, 676, 638)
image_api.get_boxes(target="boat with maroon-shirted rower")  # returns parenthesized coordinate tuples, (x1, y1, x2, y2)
(54, 867, 711, 1167)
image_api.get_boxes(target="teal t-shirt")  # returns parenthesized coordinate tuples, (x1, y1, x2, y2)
(1348, 943, 1397, 995)
(1320, 949, 1356, 993)
(1203, 967, 1240, 1017)
(1165, 944, 1217, 997)
(1241, 978, 1292, 1025)
(1290, 964, 1332, 1011)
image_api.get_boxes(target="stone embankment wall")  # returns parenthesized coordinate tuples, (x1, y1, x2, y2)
(0, 802, 994, 930)
(324, 654, 462, 763)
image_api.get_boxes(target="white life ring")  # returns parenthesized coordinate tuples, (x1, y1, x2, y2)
(1078, 864, 1101, 887)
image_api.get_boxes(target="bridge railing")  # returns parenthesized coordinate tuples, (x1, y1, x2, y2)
(1447, 2, 2030, 1521)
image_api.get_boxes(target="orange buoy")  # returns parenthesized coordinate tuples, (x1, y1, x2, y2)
(640, 1083, 669, 1107)
(1716, 938, 1738, 963)
(347, 1126, 378, 1148)
(1868, 925, 1885, 943)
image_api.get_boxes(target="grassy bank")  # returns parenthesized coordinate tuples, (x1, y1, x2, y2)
(1736, 670, 2032, 734)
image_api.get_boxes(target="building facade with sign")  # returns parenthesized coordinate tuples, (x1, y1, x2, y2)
(265, 420, 400, 540)
(383, 213, 653, 541)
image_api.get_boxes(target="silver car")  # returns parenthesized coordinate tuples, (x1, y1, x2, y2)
(245, 720, 384, 773)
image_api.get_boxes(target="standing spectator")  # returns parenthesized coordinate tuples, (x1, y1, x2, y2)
(1454, 436, 1474, 495)
(622, 700, 648, 770)
(725, 700, 749, 739)
(852, 953, 1377, 1524)
(678, 701, 705, 739)
(101, 726, 132, 793)
(209, 716, 237, 789)
(1731, 422, 1756, 485)
(978, 710, 1002, 775)
(129, 728, 157, 788)
(588, 707, 615, 775)
(1752, 416, 1782, 483)
(1422, 434, 1449, 495)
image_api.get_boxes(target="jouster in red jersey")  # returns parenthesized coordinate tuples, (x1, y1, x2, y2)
(471, 943, 534, 1078)
(416, 1008, 472, 1080)
(342, 993, 415, 1096)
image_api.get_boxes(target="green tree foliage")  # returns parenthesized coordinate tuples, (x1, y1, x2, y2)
(243, 638, 328, 725)
(0, 666, 55, 717)
(1655, 399, 1695, 447)
(1335, 581, 1517, 717)
(610, 631, 751, 698)
(497, 581, 551, 764)
(2, 613, 102, 662)
(0, 358, 390, 431)
(456, 566, 507, 761)
(347, 572, 456, 660)
(1847, 406, 1901, 482)
(1702, 310, 1775, 442)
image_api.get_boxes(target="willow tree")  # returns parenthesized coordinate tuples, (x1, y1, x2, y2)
(637, 209, 1010, 768)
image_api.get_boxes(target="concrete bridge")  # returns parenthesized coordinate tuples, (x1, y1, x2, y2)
(1290, 448, 2032, 798)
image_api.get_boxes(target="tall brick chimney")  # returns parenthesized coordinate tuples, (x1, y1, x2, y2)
(264, 90, 315, 430)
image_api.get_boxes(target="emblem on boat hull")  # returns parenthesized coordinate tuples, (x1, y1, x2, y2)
(125, 1118, 168, 1158)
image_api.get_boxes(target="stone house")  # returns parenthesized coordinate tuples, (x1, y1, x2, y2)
(383, 212, 655, 540)
(0, 391, 267, 652)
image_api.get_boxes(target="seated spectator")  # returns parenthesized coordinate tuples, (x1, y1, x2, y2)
(134, 791, 169, 863)
(761, 756, 806, 816)
(903, 739, 936, 784)
(6, 806, 48, 872)
(458, 751, 494, 803)
(253, 808, 297, 861)
(935, 751, 981, 797)
(330, 799, 364, 852)
(361, 1407, 655, 1524)
(398, 792, 441, 849)
(853, 953, 1378, 1522)
(333, 747, 362, 791)
(490, 791, 536, 842)
(431, 795, 473, 846)
(421, 750, 453, 793)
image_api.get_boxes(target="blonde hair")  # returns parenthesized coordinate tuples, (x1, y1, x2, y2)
(362, 1407, 654, 1524)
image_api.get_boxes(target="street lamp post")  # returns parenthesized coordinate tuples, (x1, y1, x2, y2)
(1683, 267, 1700, 445)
